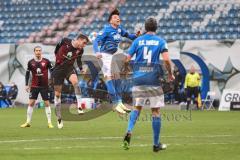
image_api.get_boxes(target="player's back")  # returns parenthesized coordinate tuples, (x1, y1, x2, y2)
(129, 34, 167, 86)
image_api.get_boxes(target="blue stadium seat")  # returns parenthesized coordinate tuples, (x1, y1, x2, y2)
(0, 0, 86, 43)
(0, 0, 240, 43)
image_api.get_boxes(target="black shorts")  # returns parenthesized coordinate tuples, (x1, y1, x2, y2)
(29, 87, 49, 101)
(51, 65, 75, 85)
(186, 87, 199, 99)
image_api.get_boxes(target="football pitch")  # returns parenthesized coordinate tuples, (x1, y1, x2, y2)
(0, 107, 239, 160)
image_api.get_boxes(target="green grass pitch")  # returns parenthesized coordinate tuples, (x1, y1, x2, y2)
(0, 107, 239, 160)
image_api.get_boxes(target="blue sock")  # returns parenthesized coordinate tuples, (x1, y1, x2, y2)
(114, 79, 122, 102)
(127, 110, 140, 133)
(152, 116, 161, 146)
(106, 80, 118, 104)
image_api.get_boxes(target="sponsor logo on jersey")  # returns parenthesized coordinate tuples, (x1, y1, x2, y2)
(36, 68, 41, 74)
(66, 52, 72, 59)
(36, 68, 43, 76)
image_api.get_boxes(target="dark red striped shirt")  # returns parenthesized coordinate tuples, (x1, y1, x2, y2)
(27, 58, 53, 88)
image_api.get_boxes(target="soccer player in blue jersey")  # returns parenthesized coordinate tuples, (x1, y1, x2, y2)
(122, 17, 174, 152)
(93, 8, 140, 114)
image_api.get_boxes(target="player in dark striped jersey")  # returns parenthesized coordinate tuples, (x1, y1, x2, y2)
(52, 33, 89, 129)
(20, 46, 54, 128)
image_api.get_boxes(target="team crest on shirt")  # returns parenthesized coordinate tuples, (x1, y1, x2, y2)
(99, 31, 103, 35)
(41, 62, 45, 67)
(113, 34, 121, 40)
(118, 28, 121, 33)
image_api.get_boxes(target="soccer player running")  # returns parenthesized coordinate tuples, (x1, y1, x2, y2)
(93, 8, 139, 114)
(122, 17, 174, 152)
(52, 34, 89, 129)
(21, 46, 54, 128)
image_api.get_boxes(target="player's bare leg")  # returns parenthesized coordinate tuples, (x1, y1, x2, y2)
(69, 73, 84, 114)
(44, 100, 54, 128)
(20, 99, 35, 128)
(54, 85, 63, 129)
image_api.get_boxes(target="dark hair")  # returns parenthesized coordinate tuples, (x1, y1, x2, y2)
(108, 8, 120, 22)
(34, 46, 42, 52)
(145, 17, 157, 32)
(76, 33, 89, 42)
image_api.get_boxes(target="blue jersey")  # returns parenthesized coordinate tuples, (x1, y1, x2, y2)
(128, 34, 168, 86)
(93, 24, 136, 54)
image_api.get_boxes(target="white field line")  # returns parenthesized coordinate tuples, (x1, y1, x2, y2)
(1, 142, 240, 151)
(0, 134, 238, 144)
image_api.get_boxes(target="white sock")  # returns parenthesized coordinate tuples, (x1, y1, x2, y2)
(45, 106, 52, 123)
(54, 96, 62, 120)
(76, 94, 82, 108)
(26, 106, 33, 124)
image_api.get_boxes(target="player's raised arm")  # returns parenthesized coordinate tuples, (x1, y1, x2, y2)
(93, 29, 107, 58)
(121, 26, 138, 40)
(125, 39, 138, 62)
(122, 39, 137, 74)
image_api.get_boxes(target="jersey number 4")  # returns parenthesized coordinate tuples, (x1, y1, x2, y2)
(143, 47, 152, 63)
(131, 46, 152, 63)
